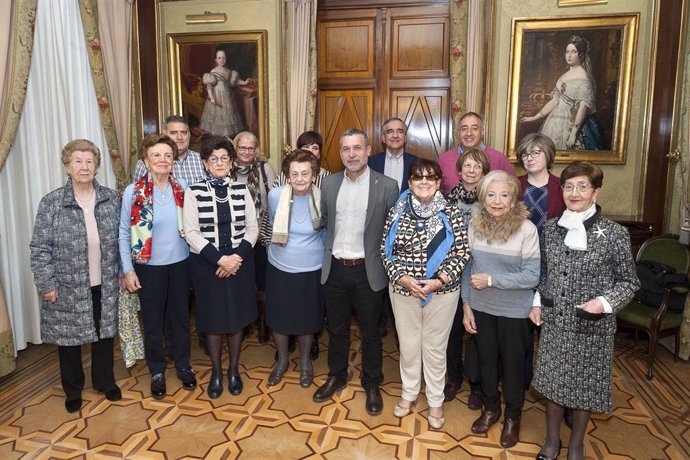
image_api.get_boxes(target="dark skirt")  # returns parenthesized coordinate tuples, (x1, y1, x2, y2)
(265, 263, 324, 335)
(189, 253, 257, 334)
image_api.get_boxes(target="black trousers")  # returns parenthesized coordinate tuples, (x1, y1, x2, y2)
(445, 297, 482, 390)
(324, 260, 384, 389)
(473, 309, 530, 419)
(135, 259, 191, 375)
(58, 286, 116, 400)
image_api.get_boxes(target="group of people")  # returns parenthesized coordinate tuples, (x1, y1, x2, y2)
(30, 110, 639, 460)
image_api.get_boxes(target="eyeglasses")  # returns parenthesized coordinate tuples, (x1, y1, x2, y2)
(207, 156, 230, 164)
(237, 146, 256, 152)
(520, 149, 544, 160)
(561, 182, 592, 193)
(410, 173, 439, 182)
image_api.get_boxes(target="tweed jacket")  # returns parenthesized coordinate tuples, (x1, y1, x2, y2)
(320, 169, 399, 291)
(538, 208, 639, 334)
(30, 179, 121, 346)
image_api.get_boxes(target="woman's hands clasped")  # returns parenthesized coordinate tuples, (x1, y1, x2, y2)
(397, 275, 443, 300)
(216, 254, 243, 278)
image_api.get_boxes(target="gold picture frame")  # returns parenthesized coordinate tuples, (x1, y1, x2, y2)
(167, 31, 268, 154)
(505, 14, 638, 164)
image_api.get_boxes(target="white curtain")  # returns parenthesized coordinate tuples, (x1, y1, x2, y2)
(0, 0, 116, 351)
(285, 0, 313, 147)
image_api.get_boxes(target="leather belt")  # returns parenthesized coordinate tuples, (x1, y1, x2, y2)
(334, 257, 365, 267)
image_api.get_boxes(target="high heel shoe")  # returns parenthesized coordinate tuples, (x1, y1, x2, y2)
(207, 372, 223, 399)
(536, 440, 562, 460)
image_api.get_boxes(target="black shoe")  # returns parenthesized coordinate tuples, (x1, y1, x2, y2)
(365, 387, 383, 416)
(443, 381, 461, 402)
(98, 385, 122, 401)
(228, 373, 243, 395)
(536, 440, 562, 460)
(313, 376, 347, 403)
(151, 373, 166, 400)
(65, 397, 82, 413)
(310, 340, 320, 361)
(468, 389, 483, 410)
(267, 363, 288, 387)
(300, 368, 313, 388)
(207, 371, 223, 399)
(177, 366, 197, 391)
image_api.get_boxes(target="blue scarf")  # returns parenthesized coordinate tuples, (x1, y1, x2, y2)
(383, 189, 454, 306)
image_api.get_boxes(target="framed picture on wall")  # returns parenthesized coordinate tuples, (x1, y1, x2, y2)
(166, 31, 268, 154)
(505, 14, 638, 164)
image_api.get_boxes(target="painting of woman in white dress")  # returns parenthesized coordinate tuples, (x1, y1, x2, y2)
(521, 36, 604, 151)
(199, 48, 256, 138)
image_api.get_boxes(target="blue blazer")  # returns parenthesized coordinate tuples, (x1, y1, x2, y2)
(368, 151, 416, 192)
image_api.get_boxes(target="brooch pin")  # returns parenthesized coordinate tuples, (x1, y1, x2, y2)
(593, 225, 606, 239)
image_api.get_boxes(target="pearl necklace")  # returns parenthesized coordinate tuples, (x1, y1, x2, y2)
(291, 199, 310, 224)
(210, 185, 230, 203)
(154, 186, 172, 205)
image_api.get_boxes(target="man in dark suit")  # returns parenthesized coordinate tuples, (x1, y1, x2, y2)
(313, 128, 399, 415)
(368, 117, 416, 192)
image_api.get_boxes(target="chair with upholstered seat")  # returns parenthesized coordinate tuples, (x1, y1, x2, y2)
(616, 235, 690, 380)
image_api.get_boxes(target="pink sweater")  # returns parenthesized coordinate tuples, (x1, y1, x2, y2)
(438, 145, 515, 195)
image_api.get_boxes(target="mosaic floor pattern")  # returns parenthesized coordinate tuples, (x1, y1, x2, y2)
(0, 326, 688, 459)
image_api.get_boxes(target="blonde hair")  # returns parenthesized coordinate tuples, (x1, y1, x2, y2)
(477, 170, 521, 204)
(232, 131, 265, 161)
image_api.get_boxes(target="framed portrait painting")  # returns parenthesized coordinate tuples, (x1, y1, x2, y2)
(167, 31, 268, 154)
(505, 14, 638, 164)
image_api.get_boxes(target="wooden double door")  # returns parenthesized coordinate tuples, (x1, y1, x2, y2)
(317, 1, 452, 172)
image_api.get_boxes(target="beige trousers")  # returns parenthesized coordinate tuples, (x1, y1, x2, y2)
(390, 286, 460, 408)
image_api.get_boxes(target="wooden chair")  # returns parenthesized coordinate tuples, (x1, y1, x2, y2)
(616, 235, 690, 380)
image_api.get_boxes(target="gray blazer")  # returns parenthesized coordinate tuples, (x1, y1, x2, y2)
(320, 169, 399, 291)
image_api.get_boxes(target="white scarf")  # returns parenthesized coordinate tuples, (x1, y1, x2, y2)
(557, 203, 596, 251)
(271, 185, 322, 246)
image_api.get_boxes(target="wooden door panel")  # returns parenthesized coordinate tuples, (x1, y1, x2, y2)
(319, 19, 375, 78)
(392, 90, 449, 161)
(318, 90, 373, 172)
(391, 18, 449, 78)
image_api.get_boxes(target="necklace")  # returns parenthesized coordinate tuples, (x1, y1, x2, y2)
(154, 185, 172, 205)
(209, 182, 230, 203)
(75, 190, 95, 213)
(291, 199, 310, 224)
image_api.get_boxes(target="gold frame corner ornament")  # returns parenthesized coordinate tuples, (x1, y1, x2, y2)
(505, 13, 639, 164)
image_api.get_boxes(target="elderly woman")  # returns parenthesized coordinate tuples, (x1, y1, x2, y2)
(531, 161, 638, 460)
(119, 134, 195, 400)
(271, 131, 330, 360)
(30, 139, 121, 413)
(517, 133, 566, 233)
(443, 147, 490, 405)
(381, 158, 470, 429)
(231, 131, 276, 344)
(264, 150, 324, 388)
(462, 170, 540, 448)
(184, 136, 258, 398)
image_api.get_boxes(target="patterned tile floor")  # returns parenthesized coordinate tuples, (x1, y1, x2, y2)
(0, 326, 688, 459)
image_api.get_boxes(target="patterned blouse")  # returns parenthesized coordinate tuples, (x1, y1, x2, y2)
(381, 196, 470, 296)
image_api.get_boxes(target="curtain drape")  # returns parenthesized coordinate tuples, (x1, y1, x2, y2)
(0, 0, 116, 352)
(465, 0, 486, 113)
(78, 0, 129, 190)
(284, 0, 318, 150)
(95, 0, 134, 181)
(677, 24, 690, 360)
(0, 0, 37, 171)
(449, 0, 469, 146)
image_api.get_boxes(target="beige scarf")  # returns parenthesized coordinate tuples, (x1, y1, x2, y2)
(271, 185, 322, 246)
